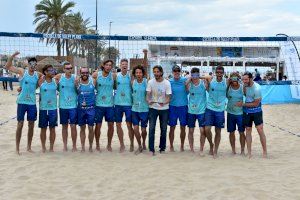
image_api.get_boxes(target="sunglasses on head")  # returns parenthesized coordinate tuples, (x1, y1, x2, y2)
(230, 77, 239, 81)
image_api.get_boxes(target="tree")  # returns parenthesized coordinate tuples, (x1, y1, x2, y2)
(34, 0, 75, 56)
(101, 47, 120, 66)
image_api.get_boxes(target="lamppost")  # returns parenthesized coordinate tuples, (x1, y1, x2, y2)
(108, 21, 113, 59)
(95, 0, 98, 69)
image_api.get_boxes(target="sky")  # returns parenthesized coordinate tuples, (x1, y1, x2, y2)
(0, 0, 299, 37)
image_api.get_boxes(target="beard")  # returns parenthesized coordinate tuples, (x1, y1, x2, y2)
(81, 75, 89, 80)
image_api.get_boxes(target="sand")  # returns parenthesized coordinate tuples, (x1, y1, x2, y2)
(0, 89, 300, 200)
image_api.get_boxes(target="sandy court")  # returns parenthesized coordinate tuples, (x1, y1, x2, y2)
(0, 90, 300, 200)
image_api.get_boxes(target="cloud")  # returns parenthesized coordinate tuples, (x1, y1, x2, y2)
(101, 0, 300, 36)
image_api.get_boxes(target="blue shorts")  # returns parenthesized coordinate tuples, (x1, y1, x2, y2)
(204, 109, 225, 128)
(114, 105, 132, 122)
(132, 111, 148, 127)
(95, 106, 114, 123)
(17, 104, 37, 121)
(227, 113, 245, 133)
(38, 109, 58, 128)
(168, 105, 188, 126)
(59, 108, 77, 125)
(187, 113, 205, 128)
(77, 107, 95, 126)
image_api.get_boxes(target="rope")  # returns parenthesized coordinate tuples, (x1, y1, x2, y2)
(0, 116, 17, 126)
(265, 122, 300, 137)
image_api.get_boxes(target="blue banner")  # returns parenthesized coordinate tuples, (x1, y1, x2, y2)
(0, 32, 299, 42)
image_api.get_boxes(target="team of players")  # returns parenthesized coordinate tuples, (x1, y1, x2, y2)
(5, 51, 267, 158)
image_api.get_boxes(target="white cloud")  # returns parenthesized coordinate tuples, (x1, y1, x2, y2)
(103, 0, 300, 36)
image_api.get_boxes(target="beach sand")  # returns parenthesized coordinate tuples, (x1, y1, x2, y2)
(0, 90, 300, 200)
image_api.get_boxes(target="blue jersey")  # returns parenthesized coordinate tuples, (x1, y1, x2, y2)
(96, 71, 114, 107)
(132, 78, 149, 112)
(244, 82, 262, 114)
(17, 70, 38, 105)
(77, 78, 95, 107)
(114, 72, 132, 106)
(188, 80, 206, 114)
(227, 85, 244, 115)
(169, 77, 188, 106)
(58, 74, 77, 109)
(39, 78, 57, 110)
(207, 78, 227, 112)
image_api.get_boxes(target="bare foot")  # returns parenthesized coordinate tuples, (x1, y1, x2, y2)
(135, 146, 143, 155)
(199, 151, 205, 157)
(89, 147, 93, 153)
(209, 146, 214, 156)
(49, 149, 54, 153)
(190, 149, 195, 153)
(248, 153, 252, 159)
(16, 150, 21, 155)
(119, 145, 125, 153)
(27, 149, 35, 153)
(81, 148, 85, 153)
(96, 146, 101, 152)
(240, 151, 246, 156)
(170, 147, 175, 152)
(107, 145, 112, 152)
(180, 147, 184, 152)
(129, 145, 134, 152)
(63, 147, 68, 152)
(262, 152, 268, 159)
(42, 148, 46, 153)
(213, 153, 218, 159)
(72, 147, 77, 152)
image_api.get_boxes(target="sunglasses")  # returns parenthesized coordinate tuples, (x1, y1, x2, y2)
(191, 73, 200, 78)
(65, 67, 72, 70)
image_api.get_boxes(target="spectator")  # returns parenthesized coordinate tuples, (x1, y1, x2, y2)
(8, 70, 13, 91)
(283, 75, 288, 81)
(2, 68, 8, 91)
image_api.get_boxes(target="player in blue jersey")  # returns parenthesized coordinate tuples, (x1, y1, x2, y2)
(131, 65, 149, 154)
(236, 72, 267, 158)
(5, 51, 43, 155)
(92, 60, 116, 152)
(185, 68, 208, 155)
(168, 65, 188, 152)
(76, 67, 96, 153)
(38, 65, 58, 153)
(204, 66, 228, 157)
(54, 62, 78, 152)
(114, 59, 135, 152)
(226, 72, 246, 155)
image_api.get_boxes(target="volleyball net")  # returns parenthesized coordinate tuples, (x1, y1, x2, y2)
(0, 32, 300, 81)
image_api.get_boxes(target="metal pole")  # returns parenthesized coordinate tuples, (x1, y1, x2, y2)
(94, 0, 98, 69)
(109, 21, 112, 59)
(276, 33, 300, 62)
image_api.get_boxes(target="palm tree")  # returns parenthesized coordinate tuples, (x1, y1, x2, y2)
(34, 0, 75, 56)
(67, 12, 91, 56)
